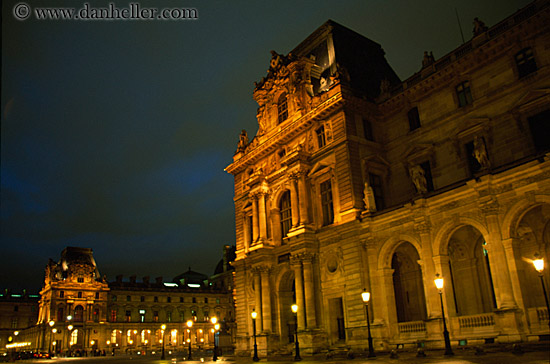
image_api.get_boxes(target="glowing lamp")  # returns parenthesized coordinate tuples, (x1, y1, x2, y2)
(161, 324, 166, 331)
(49, 320, 55, 327)
(291, 304, 298, 314)
(251, 310, 257, 319)
(533, 256, 545, 273)
(186, 320, 193, 328)
(361, 289, 371, 303)
(211, 317, 217, 324)
(434, 274, 444, 290)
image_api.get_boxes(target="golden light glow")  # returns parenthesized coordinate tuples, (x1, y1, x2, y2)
(533, 256, 545, 273)
(199, 329, 203, 333)
(186, 320, 193, 328)
(49, 320, 55, 327)
(200, 338, 204, 343)
(251, 310, 257, 319)
(14, 331, 19, 336)
(434, 274, 444, 290)
(107, 340, 110, 345)
(6, 342, 30, 349)
(67, 315, 72, 321)
(211, 317, 217, 324)
(161, 324, 166, 331)
(291, 304, 298, 313)
(361, 289, 370, 303)
(52, 328, 57, 333)
(90, 340, 95, 345)
(186, 338, 190, 343)
(214, 324, 220, 331)
(68, 325, 73, 331)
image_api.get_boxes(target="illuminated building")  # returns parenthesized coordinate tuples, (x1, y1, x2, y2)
(10, 246, 235, 355)
(225, 1, 550, 355)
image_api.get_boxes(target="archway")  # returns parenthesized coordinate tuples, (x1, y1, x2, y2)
(513, 204, 550, 309)
(276, 270, 295, 345)
(391, 242, 427, 322)
(448, 225, 496, 315)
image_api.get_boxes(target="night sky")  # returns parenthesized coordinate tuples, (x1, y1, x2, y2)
(1, 0, 532, 293)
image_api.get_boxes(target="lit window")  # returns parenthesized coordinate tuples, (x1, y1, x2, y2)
(515, 47, 537, 78)
(456, 81, 473, 107)
(278, 93, 288, 124)
(280, 191, 292, 238)
(111, 310, 117, 322)
(320, 180, 334, 226)
(70, 329, 78, 346)
(125, 310, 131, 322)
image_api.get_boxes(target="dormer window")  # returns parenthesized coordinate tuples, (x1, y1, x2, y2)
(277, 93, 288, 124)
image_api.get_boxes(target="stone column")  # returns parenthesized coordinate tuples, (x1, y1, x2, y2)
(502, 238, 525, 309)
(258, 193, 267, 241)
(432, 255, 456, 316)
(260, 268, 272, 333)
(253, 269, 263, 332)
(380, 268, 399, 337)
(483, 204, 516, 309)
(291, 257, 306, 330)
(415, 222, 440, 318)
(297, 172, 309, 226)
(243, 213, 251, 252)
(252, 195, 259, 242)
(302, 255, 316, 328)
(289, 179, 300, 228)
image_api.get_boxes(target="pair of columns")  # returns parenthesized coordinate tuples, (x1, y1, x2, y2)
(291, 254, 316, 330)
(252, 267, 272, 333)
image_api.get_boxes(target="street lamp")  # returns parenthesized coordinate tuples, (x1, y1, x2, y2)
(533, 254, 550, 329)
(251, 310, 259, 361)
(211, 317, 219, 361)
(361, 289, 375, 358)
(48, 320, 55, 357)
(291, 304, 301, 361)
(186, 320, 193, 360)
(434, 274, 454, 356)
(161, 324, 166, 360)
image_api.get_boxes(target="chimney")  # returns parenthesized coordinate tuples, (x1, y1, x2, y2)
(155, 277, 163, 285)
(142, 276, 150, 285)
(116, 275, 123, 283)
(129, 275, 136, 284)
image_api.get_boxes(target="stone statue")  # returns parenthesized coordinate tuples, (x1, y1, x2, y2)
(422, 51, 435, 68)
(363, 182, 377, 213)
(473, 136, 491, 169)
(409, 164, 427, 194)
(473, 17, 488, 36)
(237, 130, 249, 152)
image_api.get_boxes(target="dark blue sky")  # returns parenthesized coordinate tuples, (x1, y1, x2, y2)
(1, 0, 531, 292)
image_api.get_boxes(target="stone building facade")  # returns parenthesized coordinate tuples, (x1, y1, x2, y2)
(12, 246, 235, 356)
(225, 0, 550, 356)
(0, 291, 39, 353)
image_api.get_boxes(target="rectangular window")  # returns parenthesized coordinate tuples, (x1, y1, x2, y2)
(126, 296, 131, 302)
(77, 292, 82, 298)
(516, 47, 537, 78)
(528, 109, 550, 154)
(278, 94, 288, 124)
(192, 297, 197, 303)
(111, 310, 117, 322)
(316, 125, 326, 148)
(154, 296, 158, 302)
(456, 81, 473, 107)
(204, 298, 208, 303)
(368, 173, 385, 210)
(95, 292, 99, 299)
(57, 307, 63, 322)
(60, 291, 64, 298)
(153, 311, 159, 322)
(362, 118, 374, 141)
(140, 296, 145, 302)
(407, 107, 421, 131)
(180, 297, 184, 303)
(11, 318, 18, 328)
(112, 295, 117, 302)
(14, 305, 19, 312)
(320, 180, 334, 226)
(216, 298, 221, 304)
(77, 277, 84, 283)
(167, 312, 172, 322)
(125, 310, 131, 322)
(167, 297, 171, 303)
(420, 161, 435, 192)
(280, 191, 292, 238)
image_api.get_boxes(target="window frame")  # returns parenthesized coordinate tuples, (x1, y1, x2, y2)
(277, 93, 288, 124)
(456, 81, 473, 108)
(320, 179, 334, 226)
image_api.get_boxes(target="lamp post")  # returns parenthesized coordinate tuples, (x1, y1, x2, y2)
(291, 304, 301, 361)
(211, 317, 219, 361)
(186, 320, 193, 360)
(161, 324, 166, 360)
(251, 310, 259, 361)
(361, 289, 376, 358)
(533, 255, 550, 328)
(67, 325, 73, 356)
(48, 320, 55, 357)
(434, 274, 454, 356)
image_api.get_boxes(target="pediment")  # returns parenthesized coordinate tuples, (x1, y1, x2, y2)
(402, 143, 434, 163)
(308, 155, 335, 178)
(510, 88, 550, 112)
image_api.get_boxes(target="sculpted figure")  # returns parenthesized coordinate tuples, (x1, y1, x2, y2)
(237, 129, 249, 152)
(410, 164, 427, 194)
(473, 17, 488, 36)
(363, 182, 377, 213)
(473, 136, 491, 169)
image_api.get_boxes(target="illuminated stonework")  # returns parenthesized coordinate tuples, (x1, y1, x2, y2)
(226, 2, 550, 356)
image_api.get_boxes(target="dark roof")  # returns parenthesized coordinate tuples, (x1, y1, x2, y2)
(172, 267, 208, 286)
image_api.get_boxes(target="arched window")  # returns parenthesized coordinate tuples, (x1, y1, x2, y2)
(278, 93, 288, 124)
(74, 305, 84, 322)
(70, 329, 78, 346)
(280, 191, 292, 238)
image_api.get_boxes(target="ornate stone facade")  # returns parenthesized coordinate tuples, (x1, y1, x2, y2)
(226, 1, 550, 356)
(10, 246, 235, 357)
